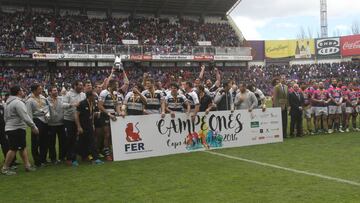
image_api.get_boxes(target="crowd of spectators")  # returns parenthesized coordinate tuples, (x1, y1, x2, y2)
(1, 62, 359, 97)
(0, 11, 241, 53)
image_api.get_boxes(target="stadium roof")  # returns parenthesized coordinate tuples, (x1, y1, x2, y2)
(1, 0, 239, 16)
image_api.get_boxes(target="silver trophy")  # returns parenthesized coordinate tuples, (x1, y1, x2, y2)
(114, 56, 124, 73)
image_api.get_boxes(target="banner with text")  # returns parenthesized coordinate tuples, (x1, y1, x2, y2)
(315, 37, 341, 58)
(110, 108, 283, 161)
(265, 39, 315, 59)
(341, 34, 360, 56)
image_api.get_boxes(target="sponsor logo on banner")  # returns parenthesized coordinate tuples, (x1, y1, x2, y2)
(122, 40, 139, 45)
(32, 53, 61, 59)
(36, 37, 55, 43)
(152, 55, 194, 60)
(130, 55, 143, 60)
(194, 55, 214, 61)
(213, 55, 253, 61)
(110, 108, 283, 161)
(95, 54, 116, 59)
(316, 38, 340, 57)
(251, 121, 260, 128)
(341, 35, 360, 56)
(130, 55, 152, 60)
(124, 122, 146, 153)
(198, 41, 212, 46)
(265, 39, 314, 59)
(259, 113, 270, 118)
(0, 53, 32, 58)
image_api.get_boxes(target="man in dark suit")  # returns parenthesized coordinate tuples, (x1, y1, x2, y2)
(273, 76, 289, 138)
(289, 84, 305, 137)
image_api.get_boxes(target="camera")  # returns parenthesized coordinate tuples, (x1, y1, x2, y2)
(114, 56, 124, 73)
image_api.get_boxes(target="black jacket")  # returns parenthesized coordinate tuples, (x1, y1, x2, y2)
(289, 91, 304, 114)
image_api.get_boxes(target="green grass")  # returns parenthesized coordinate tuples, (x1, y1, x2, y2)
(1, 99, 360, 202)
(1, 131, 360, 202)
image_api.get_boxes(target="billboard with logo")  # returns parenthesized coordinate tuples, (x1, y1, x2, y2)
(315, 37, 340, 58)
(265, 39, 315, 59)
(341, 34, 360, 56)
(246, 40, 265, 61)
(110, 108, 283, 161)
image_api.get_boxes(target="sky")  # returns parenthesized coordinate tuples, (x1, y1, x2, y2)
(229, 0, 360, 40)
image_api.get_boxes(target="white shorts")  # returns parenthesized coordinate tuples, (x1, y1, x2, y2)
(345, 107, 355, 114)
(303, 106, 313, 119)
(328, 105, 342, 115)
(341, 103, 346, 113)
(356, 105, 360, 113)
(314, 107, 328, 117)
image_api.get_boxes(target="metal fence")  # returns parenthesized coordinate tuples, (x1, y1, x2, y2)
(56, 44, 251, 56)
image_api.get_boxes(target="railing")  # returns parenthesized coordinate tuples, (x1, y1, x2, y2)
(56, 44, 251, 56)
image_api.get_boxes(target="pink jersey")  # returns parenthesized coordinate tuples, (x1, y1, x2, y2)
(328, 87, 342, 105)
(347, 90, 358, 106)
(303, 88, 313, 106)
(312, 89, 329, 107)
(288, 87, 294, 93)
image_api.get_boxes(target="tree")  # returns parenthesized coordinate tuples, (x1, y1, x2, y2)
(332, 29, 341, 37)
(351, 20, 360, 35)
(307, 26, 314, 39)
(296, 26, 306, 39)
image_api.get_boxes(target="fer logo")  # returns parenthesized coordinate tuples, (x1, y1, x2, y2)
(125, 123, 142, 142)
(125, 122, 145, 152)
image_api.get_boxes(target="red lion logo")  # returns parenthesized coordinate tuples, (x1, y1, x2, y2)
(125, 122, 142, 142)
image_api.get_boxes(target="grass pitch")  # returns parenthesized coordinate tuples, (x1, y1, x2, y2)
(1, 130, 360, 203)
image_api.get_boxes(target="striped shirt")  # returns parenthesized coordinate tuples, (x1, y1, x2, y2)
(124, 92, 145, 115)
(99, 89, 124, 114)
(165, 94, 188, 112)
(142, 89, 164, 114)
(185, 91, 200, 110)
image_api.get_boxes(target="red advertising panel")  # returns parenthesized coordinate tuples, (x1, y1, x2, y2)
(194, 55, 214, 61)
(341, 35, 360, 56)
(130, 55, 152, 60)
